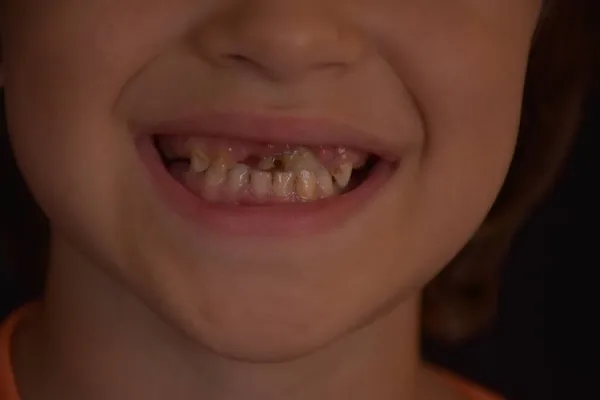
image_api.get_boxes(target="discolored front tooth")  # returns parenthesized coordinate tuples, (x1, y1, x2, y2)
(227, 164, 250, 194)
(284, 148, 322, 172)
(296, 170, 317, 201)
(316, 169, 334, 197)
(273, 171, 294, 197)
(332, 163, 352, 189)
(258, 156, 275, 170)
(281, 148, 303, 166)
(190, 149, 210, 173)
(205, 157, 228, 187)
(251, 171, 272, 198)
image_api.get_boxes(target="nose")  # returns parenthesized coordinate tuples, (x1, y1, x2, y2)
(189, 0, 367, 82)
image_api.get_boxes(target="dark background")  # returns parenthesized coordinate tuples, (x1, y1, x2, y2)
(1, 82, 598, 399)
(423, 81, 599, 399)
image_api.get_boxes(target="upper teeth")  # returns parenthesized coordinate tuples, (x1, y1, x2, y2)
(316, 168, 334, 197)
(251, 170, 272, 199)
(190, 148, 210, 173)
(186, 147, 359, 201)
(273, 171, 295, 197)
(258, 155, 276, 170)
(283, 147, 321, 172)
(331, 163, 352, 188)
(296, 170, 317, 201)
(227, 164, 250, 194)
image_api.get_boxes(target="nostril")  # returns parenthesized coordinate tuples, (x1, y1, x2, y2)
(225, 53, 249, 63)
(223, 53, 257, 67)
(316, 61, 348, 72)
(221, 53, 276, 77)
(221, 53, 263, 71)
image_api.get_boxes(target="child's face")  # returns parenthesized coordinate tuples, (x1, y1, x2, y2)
(2, 1, 541, 358)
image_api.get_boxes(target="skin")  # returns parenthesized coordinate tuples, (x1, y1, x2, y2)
(1, 0, 542, 399)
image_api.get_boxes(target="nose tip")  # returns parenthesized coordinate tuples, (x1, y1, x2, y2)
(190, 2, 366, 82)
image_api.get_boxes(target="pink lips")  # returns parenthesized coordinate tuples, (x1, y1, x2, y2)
(133, 112, 400, 162)
(134, 113, 399, 237)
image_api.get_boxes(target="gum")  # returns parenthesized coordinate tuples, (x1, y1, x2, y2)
(156, 135, 367, 170)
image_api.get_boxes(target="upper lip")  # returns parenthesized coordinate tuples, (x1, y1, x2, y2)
(133, 112, 401, 161)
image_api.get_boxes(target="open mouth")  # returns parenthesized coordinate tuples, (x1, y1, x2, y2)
(136, 114, 399, 236)
(152, 135, 384, 205)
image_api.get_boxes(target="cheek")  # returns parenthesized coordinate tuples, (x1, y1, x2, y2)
(355, 8, 534, 279)
(4, 62, 134, 279)
(410, 46, 525, 255)
(1, 3, 189, 265)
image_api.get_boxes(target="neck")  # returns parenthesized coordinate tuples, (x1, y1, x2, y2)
(14, 236, 423, 400)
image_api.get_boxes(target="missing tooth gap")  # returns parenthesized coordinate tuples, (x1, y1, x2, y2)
(154, 136, 189, 167)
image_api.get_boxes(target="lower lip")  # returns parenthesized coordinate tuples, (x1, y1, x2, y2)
(137, 137, 397, 237)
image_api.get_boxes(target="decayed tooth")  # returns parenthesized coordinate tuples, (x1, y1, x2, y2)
(281, 147, 306, 164)
(273, 171, 294, 197)
(283, 148, 322, 172)
(316, 169, 334, 197)
(190, 149, 210, 173)
(281, 151, 297, 167)
(332, 163, 353, 189)
(251, 171, 272, 198)
(227, 164, 250, 194)
(258, 155, 275, 170)
(296, 170, 317, 201)
(204, 157, 228, 187)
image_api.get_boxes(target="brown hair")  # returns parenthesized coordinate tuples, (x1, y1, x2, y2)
(423, 0, 599, 341)
(1, 0, 598, 339)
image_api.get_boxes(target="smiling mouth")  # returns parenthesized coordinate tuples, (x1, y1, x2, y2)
(136, 113, 398, 236)
(153, 135, 381, 205)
